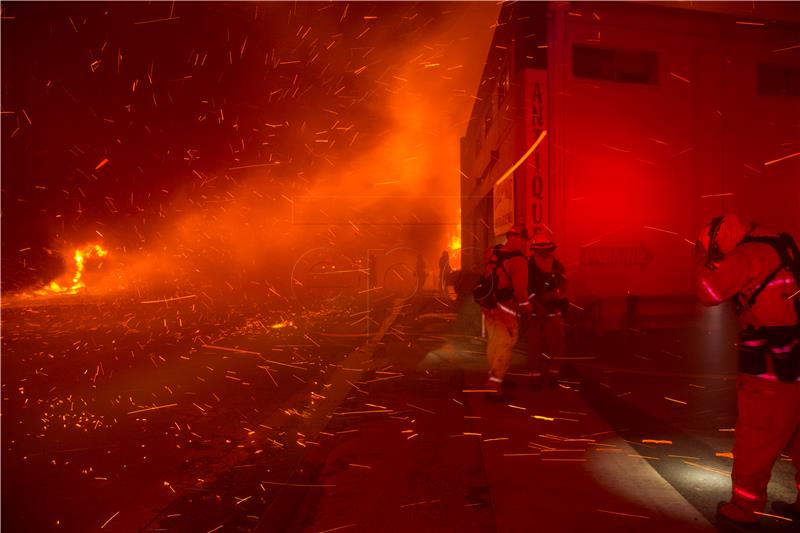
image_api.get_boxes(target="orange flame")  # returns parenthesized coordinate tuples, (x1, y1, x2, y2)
(36, 244, 108, 296)
(448, 222, 462, 271)
(449, 233, 461, 252)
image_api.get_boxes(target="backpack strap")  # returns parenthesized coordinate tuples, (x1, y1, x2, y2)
(488, 247, 523, 300)
(494, 249, 523, 281)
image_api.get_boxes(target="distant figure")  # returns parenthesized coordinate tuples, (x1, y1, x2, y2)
(439, 250, 451, 291)
(526, 230, 568, 389)
(695, 214, 800, 528)
(415, 254, 427, 293)
(477, 224, 532, 396)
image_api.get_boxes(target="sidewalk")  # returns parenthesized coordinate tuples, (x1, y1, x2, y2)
(262, 294, 718, 533)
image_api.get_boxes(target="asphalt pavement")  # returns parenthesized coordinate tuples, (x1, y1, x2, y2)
(3, 292, 798, 532)
(244, 294, 797, 533)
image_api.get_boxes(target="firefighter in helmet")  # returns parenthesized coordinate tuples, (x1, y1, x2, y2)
(482, 224, 532, 395)
(526, 229, 568, 389)
(695, 214, 800, 527)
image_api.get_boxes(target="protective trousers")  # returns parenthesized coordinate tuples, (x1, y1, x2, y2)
(730, 373, 800, 515)
(526, 313, 565, 376)
(485, 307, 519, 381)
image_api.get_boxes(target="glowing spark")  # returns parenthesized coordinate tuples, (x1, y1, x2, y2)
(229, 163, 279, 170)
(772, 44, 800, 52)
(764, 151, 800, 166)
(597, 510, 650, 519)
(664, 397, 687, 405)
(406, 403, 435, 415)
(735, 21, 765, 26)
(494, 130, 548, 188)
(503, 453, 539, 457)
(100, 511, 120, 528)
(317, 524, 358, 533)
(140, 294, 197, 304)
(334, 409, 391, 416)
(601, 143, 631, 153)
(669, 72, 691, 83)
(127, 403, 178, 415)
(643, 226, 679, 235)
(753, 511, 793, 522)
(201, 345, 260, 356)
(133, 17, 180, 25)
(641, 439, 672, 444)
(700, 192, 734, 198)
(682, 460, 730, 476)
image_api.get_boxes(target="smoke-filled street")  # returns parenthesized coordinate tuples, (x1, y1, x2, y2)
(3, 1, 800, 532)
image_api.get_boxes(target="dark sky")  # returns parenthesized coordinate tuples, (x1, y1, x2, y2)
(1, 2, 497, 291)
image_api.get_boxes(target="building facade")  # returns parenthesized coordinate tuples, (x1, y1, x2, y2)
(461, 1, 800, 329)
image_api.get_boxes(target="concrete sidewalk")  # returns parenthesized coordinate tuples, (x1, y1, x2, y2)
(265, 295, 722, 533)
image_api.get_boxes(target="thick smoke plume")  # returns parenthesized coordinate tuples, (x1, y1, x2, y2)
(2, 2, 498, 302)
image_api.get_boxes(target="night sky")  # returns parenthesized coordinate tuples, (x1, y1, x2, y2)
(1, 2, 498, 292)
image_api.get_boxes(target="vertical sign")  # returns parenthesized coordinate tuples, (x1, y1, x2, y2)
(493, 172, 514, 236)
(524, 69, 548, 231)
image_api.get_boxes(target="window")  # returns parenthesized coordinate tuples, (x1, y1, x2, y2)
(573, 45, 658, 85)
(758, 64, 800, 97)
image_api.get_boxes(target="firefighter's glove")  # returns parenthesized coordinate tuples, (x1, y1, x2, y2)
(518, 301, 533, 318)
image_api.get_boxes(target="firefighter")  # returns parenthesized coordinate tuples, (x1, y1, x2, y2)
(526, 230, 568, 389)
(695, 214, 800, 528)
(439, 250, 451, 293)
(482, 224, 532, 395)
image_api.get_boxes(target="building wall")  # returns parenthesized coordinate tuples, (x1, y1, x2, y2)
(461, 2, 799, 329)
(552, 3, 799, 327)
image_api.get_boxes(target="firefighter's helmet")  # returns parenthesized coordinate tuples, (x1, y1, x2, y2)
(698, 214, 747, 260)
(531, 230, 556, 254)
(506, 224, 530, 240)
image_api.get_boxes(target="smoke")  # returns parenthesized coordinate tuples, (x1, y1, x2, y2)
(3, 2, 498, 301)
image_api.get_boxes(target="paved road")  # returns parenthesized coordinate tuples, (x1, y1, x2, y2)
(1, 294, 384, 533)
(3, 294, 797, 532)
